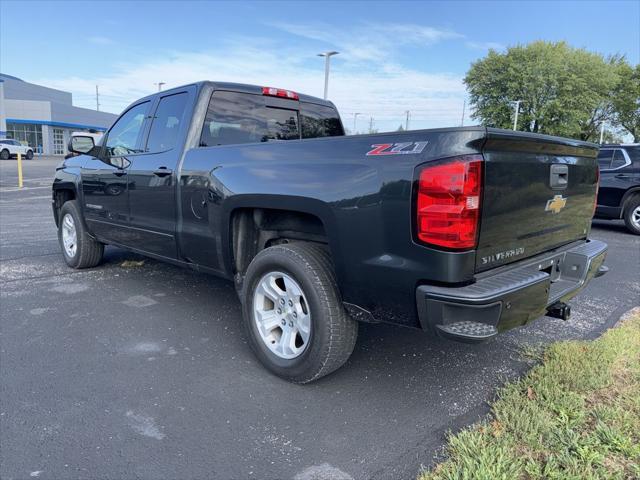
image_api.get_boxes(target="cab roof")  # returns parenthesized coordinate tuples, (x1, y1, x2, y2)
(135, 81, 335, 108)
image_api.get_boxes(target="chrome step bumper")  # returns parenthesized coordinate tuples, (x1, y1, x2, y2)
(416, 239, 608, 342)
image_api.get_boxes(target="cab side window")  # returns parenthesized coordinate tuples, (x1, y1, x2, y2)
(146, 92, 189, 152)
(610, 149, 628, 170)
(597, 150, 613, 170)
(105, 102, 149, 158)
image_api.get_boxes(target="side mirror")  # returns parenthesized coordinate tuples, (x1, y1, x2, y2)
(68, 135, 95, 154)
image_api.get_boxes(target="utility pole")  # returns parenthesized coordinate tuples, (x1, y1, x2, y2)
(155, 82, 166, 92)
(512, 100, 521, 130)
(404, 110, 411, 130)
(599, 122, 605, 144)
(317, 51, 339, 100)
(369, 116, 374, 133)
(460, 100, 466, 127)
(351, 113, 362, 134)
(95, 85, 100, 111)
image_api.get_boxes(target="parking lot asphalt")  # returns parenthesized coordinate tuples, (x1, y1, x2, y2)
(1, 156, 639, 480)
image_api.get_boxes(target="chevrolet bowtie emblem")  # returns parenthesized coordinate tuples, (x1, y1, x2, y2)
(545, 194, 567, 214)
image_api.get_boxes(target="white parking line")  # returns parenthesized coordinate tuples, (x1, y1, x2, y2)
(0, 186, 51, 192)
(0, 195, 53, 203)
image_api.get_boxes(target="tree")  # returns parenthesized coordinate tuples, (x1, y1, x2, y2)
(396, 124, 405, 131)
(464, 41, 621, 141)
(612, 62, 640, 141)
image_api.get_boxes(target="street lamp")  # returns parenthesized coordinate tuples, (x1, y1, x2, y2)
(352, 112, 362, 134)
(510, 100, 522, 130)
(317, 51, 339, 100)
(155, 82, 166, 92)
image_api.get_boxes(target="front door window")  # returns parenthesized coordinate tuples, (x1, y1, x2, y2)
(104, 102, 149, 159)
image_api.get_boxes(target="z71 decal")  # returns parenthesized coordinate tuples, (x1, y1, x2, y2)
(366, 141, 428, 156)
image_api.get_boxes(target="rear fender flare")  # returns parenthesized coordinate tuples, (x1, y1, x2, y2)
(221, 195, 344, 287)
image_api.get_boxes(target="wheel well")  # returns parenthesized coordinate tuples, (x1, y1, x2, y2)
(53, 189, 76, 226)
(231, 208, 329, 278)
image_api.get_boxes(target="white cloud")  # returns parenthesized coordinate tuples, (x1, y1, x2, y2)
(36, 26, 473, 132)
(269, 21, 463, 62)
(88, 36, 115, 45)
(465, 41, 505, 51)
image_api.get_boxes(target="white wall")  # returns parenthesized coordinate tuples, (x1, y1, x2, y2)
(4, 99, 51, 121)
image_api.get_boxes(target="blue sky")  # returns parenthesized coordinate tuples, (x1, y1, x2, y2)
(2, 0, 638, 132)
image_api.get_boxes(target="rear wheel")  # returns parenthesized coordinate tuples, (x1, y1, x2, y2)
(623, 195, 640, 235)
(241, 243, 358, 383)
(58, 200, 104, 268)
(0, 149, 9, 160)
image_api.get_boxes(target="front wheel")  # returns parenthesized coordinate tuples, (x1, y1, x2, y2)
(25, 150, 34, 160)
(0, 149, 9, 160)
(241, 243, 358, 383)
(623, 195, 640, 235)
(58, 200, 104, 268)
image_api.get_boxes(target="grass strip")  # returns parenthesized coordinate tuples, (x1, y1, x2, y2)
(420, 308, 640, 480)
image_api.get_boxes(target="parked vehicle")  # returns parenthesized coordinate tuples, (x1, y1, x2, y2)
(594, 144, 640, 235)
(0, 139, 34, 160)
(52, 81, 608, 382)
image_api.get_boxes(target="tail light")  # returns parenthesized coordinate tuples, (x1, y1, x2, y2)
(262, 86, 299, 100)
(415, 155, 483, 250)
(593, 166, 600, 217)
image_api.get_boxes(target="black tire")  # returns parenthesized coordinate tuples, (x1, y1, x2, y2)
(0, 149, 9, 160)
(241, 243, 358, 383)
(58, 200, 104, 268)
(622, 195, 640, 235)
(25, 150, 34, 160)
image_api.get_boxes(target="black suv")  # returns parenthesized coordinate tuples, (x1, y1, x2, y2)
(595, 144, 640, 234)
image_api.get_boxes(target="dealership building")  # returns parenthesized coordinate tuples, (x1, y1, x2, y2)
(0, 73, 117, 156)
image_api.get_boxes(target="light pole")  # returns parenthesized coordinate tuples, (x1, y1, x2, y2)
(317, 51, 339, 100)
(155, 82, 166, 92)
(511, 100, 522, 130)
(599, 122, 605, 144)
(352, 112, 362, 134)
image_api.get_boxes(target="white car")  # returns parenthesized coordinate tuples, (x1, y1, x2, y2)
(0, 139, 34, 160)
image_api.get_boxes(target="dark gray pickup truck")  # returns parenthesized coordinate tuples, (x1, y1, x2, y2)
(53, 81, 608, 382)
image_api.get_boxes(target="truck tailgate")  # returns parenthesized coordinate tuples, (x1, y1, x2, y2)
(476, 129, 599, 272)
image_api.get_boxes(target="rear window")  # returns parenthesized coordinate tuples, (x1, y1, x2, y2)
(300, 102, 344, 138)
(200, 91, 299, 147)
(199, 91, 343, 147)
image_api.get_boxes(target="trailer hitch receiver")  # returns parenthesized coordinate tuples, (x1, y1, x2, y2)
(547, 302, 571, 321)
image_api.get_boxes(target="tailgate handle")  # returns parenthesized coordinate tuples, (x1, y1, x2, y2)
(550, 164, 568, 190)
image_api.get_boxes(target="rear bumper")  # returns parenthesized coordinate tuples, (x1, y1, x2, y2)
(415, 239, 608, 342)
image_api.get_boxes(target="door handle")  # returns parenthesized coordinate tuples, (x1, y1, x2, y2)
(615, 174, 629, 179)
(112, 169, 126, 177)
(153, 167, 173, 177)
